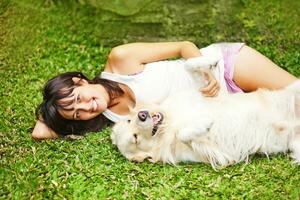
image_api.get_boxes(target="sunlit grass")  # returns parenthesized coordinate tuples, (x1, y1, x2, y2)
(0, 0, 299, 199)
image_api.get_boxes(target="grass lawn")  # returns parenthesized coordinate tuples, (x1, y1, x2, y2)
(0, 0, 299, 199)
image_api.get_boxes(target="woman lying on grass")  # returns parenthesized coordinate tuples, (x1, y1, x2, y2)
(32, 41, 298, 140)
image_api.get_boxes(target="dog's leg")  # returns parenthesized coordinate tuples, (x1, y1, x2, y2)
(187, 68, 208, 88)
(185, 55, 221, 88)
(271, 121, 293, 134)
(177, 121, 213, 143)
(185, 54, 221, 70)
(285, 80, 300, 92)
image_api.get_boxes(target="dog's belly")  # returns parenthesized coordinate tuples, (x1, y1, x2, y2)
(163, 89, 295, 164)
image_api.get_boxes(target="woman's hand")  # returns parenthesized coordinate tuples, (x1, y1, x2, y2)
(185, 55, 221, 97)
(32, 120, 59, 140)
(199, 69, 220, 97)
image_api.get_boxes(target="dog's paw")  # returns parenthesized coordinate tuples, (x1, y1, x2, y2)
(130, 152, 152, 163)
(185, 55, 221, 71)
(130, 155, 146, 163)
(177, 123, 213, 143)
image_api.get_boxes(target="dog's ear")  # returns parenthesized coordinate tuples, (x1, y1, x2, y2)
(110, 130, 117, 145)
(111, 122, 126, 145)
(134, 100, 145, 110)
(128, 104, 135, 113)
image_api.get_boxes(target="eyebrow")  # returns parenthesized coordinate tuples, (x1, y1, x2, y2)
(59, 96, 76, 120)
(59, 92, 75, 107)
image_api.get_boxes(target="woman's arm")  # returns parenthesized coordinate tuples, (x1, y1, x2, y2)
(32, 120, 59, 140)
(105, 41, 219, 96)
(104, 41, 201, 74)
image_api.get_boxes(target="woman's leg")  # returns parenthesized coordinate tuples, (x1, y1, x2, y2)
(233, 45, 298, 92)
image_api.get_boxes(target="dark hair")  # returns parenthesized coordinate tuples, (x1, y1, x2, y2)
(36, 71, 124, 136)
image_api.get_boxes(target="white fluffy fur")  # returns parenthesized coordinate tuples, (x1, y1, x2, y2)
(111, 56, 300, 169)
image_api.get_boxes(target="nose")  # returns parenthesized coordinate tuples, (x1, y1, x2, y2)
(76, 101, 91, 111)
(138, 111, 149, 122)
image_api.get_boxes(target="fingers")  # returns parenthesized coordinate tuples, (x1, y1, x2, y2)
(200, 78, 217, 92)
(200, 83, 220, 97)
(197, 69, 220, 97)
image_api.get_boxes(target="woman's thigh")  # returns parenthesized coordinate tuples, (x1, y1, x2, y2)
(233, 45, 297, 92)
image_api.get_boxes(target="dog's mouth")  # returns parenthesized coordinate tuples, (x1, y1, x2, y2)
(151, 112, 164, 136)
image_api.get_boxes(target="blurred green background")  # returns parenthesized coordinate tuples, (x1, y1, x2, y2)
(0, 0, 299, 199)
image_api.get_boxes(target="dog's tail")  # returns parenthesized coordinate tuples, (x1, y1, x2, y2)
(285, 79, 300, 92)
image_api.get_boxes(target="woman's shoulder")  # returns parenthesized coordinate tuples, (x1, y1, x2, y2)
(103, 61, 114, 73)
(104, 58, 145, 75)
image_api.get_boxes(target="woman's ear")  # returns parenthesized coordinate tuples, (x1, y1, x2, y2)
(134, 100, 146, 110)
(72, 77, 88, 85)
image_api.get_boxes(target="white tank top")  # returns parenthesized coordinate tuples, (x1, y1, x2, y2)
(101, 44, 227, 122)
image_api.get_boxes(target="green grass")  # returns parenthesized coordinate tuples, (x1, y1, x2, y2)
(0, 0, 299, 199)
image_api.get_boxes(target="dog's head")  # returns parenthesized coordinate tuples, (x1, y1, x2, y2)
(111, 102, 166, 163)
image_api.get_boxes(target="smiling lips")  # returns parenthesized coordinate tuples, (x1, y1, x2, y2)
(151, 112, 164, 136)
(152, 113, 162, 125)
(92, 98, 97, 112)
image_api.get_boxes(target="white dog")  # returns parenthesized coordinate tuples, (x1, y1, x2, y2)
(111, 55, 300, 169)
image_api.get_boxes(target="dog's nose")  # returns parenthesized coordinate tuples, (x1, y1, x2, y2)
(138, 111, 149, 122)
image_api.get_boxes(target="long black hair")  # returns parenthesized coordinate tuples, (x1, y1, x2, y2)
(36, 72, 124, 136)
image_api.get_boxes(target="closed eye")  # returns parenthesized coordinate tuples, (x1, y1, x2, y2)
(73, 94, 81, 120)
(74, 110, 80, 120)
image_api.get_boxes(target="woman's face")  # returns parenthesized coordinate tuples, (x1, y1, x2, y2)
(59, 78, 110, 121)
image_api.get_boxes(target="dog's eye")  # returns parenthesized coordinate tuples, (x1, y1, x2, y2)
(127, 119, 131, 123)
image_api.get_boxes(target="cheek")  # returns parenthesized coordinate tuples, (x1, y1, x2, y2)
(80, 112, 98, 120)
(98, 104, 106, 113)
(138, 137, 154, 151)
(80, 88, 94, 99)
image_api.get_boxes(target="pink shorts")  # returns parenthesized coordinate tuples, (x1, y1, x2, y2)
(221, 43, 245, 93)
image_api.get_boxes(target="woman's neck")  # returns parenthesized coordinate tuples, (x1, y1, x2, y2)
(93, 84, 111, 106)
(119, 84, 136, 105)
(107, 84, 136, 114)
